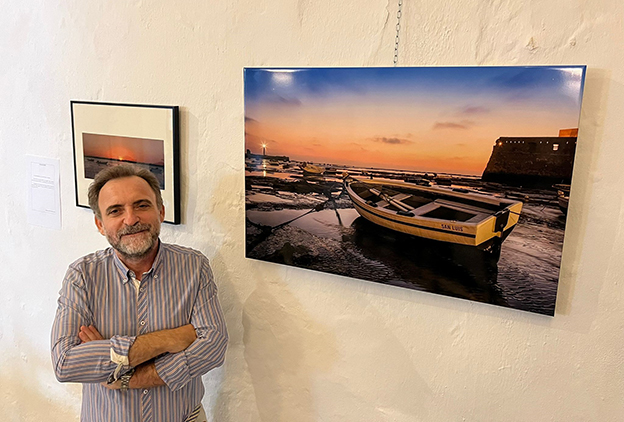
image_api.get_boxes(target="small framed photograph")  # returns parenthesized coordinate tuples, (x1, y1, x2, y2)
(71, 101, 180, 224)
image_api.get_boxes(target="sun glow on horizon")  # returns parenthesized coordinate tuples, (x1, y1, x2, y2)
(245, 67, 585, 175)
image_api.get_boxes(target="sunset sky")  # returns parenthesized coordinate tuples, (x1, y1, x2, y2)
(83, 133, 164, 165)
(244, 66, 585, 175)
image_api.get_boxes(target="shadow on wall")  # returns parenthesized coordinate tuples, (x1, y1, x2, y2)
(204, 167, 431, 420)
(0, 340, 81, 421)
(197, 169, 337, 421)
(242, 273, 338, 422)
(555, 67, 614, 322)
(199, 248, 239, 420)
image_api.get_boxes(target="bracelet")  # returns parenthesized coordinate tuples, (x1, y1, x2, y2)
(120, 368, 135, 392)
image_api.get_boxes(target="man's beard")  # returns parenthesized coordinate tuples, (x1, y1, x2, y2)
(106, 223, 160, 260)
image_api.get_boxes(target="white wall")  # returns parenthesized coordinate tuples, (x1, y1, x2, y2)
(1, 1, 623, 420)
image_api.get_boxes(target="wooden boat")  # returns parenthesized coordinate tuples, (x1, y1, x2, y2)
(343, 175, 523, 257)
(435, 175, 453, 186)
(553, 184, 570, 214)
(299, 163, 325, 175)
(403, 176, 431, 186)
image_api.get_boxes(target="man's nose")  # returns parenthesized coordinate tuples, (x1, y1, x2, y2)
(123, 208, 140, 225)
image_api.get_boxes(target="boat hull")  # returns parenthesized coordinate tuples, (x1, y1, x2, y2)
(344, 177, 522, 251)
(554, 184, 570, 215)
(299, 164, 325, 175)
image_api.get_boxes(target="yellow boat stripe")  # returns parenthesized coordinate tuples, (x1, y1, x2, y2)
(352, 201, 477, 239)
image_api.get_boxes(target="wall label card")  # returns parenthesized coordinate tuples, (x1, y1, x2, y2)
(28, 155, 61, 230)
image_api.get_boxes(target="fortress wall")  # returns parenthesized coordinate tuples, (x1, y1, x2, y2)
(482, 137, 577, 185)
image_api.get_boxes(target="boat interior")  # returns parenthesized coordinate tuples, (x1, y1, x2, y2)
(350, 181, 511, 224)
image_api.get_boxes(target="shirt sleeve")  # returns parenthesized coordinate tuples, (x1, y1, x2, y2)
(154, 259, 228, 391)
(50, 266, 136, 383)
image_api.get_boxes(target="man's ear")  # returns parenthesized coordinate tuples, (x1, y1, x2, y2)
(94, 215, 106, 236)
(159, 205, 165, 223)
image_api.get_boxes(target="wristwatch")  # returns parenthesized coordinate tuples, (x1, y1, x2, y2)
(120, 368, 135, 392)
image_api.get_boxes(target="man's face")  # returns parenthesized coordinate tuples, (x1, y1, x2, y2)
(94, 176, 165, 260)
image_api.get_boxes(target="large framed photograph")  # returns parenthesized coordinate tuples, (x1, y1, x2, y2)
(71, 101, 180, 224)
(244, 66, 586, 316)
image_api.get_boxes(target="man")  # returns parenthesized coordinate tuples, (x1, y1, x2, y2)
(51, 165, 228, 422)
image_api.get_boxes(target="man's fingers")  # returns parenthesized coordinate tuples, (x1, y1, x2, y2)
(101, 381, 120, 390)
(78, 325, 104, 342)
(85, 325, 104, 340)
(79, 326, 96, 342)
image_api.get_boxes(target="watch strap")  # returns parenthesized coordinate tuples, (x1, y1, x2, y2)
(120, 368, 135, 392)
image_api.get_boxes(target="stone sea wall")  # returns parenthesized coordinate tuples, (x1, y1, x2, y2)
(482, 137, 577, 186)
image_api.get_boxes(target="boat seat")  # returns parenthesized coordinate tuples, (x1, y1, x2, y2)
(411, 201, 488, 224)
(391, 193, 412, 202)
(435, 198, 493, 215)
(463, 212, 490, 223)
(411, 202, 439, 216)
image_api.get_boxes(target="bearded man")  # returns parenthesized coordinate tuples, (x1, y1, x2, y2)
(51, 165, 228, 422)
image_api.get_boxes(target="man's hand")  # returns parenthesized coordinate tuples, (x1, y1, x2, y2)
(101, 361, 165, 390)
(102, 379, 121, 390)
(79, 325, 104, 343)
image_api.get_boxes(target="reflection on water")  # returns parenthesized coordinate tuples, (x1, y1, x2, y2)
(247, 209, 360, 241)
(349, 217, 505, 306)
(247, 207, 505, 307)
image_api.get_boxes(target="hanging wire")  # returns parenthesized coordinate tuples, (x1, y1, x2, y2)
(393, 0, 403, 66)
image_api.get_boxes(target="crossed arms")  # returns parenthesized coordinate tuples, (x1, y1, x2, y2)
(51, 262, 228, 391)
(77, 323, 197, 389)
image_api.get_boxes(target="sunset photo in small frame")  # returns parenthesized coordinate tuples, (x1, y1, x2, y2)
(71, 101, 180, 224)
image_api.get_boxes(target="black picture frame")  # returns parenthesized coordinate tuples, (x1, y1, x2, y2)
(70, 101, 180, 224)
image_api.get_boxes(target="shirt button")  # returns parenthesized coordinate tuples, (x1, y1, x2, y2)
(139, 287, 145, 292)
(140, 320, 146, 326)
(143, 389, 149, 395)
(154, 275, 159, 280)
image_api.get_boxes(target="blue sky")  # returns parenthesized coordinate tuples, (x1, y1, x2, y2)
(244, 66, 585, 174)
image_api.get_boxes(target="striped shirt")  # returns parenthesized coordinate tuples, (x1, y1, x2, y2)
(51, 242, 228, 422)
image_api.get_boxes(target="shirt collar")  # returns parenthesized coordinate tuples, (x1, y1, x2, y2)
(111, 240, 164, 283)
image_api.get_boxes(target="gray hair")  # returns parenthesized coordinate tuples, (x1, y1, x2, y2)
(88, 164, 163, 219)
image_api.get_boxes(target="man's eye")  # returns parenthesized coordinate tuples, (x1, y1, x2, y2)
(108, 209, 120, 215)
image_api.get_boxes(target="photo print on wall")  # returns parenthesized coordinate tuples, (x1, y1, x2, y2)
(71, 101, 180, 224)
(244, 66, 586, 316)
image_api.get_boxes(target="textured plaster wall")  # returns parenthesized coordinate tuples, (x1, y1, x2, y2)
(1, 1, 623, 421)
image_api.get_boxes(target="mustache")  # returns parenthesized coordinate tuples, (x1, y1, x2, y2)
(118, 223, 152, 236)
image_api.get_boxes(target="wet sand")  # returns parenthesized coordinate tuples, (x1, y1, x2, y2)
(245, 162, 566, 315)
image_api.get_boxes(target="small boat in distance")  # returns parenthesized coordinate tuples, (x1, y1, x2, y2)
(403, 175, 431, 186)
(435, 175, 453, 186)
(553, 184, 570, 214)
(343, 174, 523, 258)
(299, 162, 325, 175)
